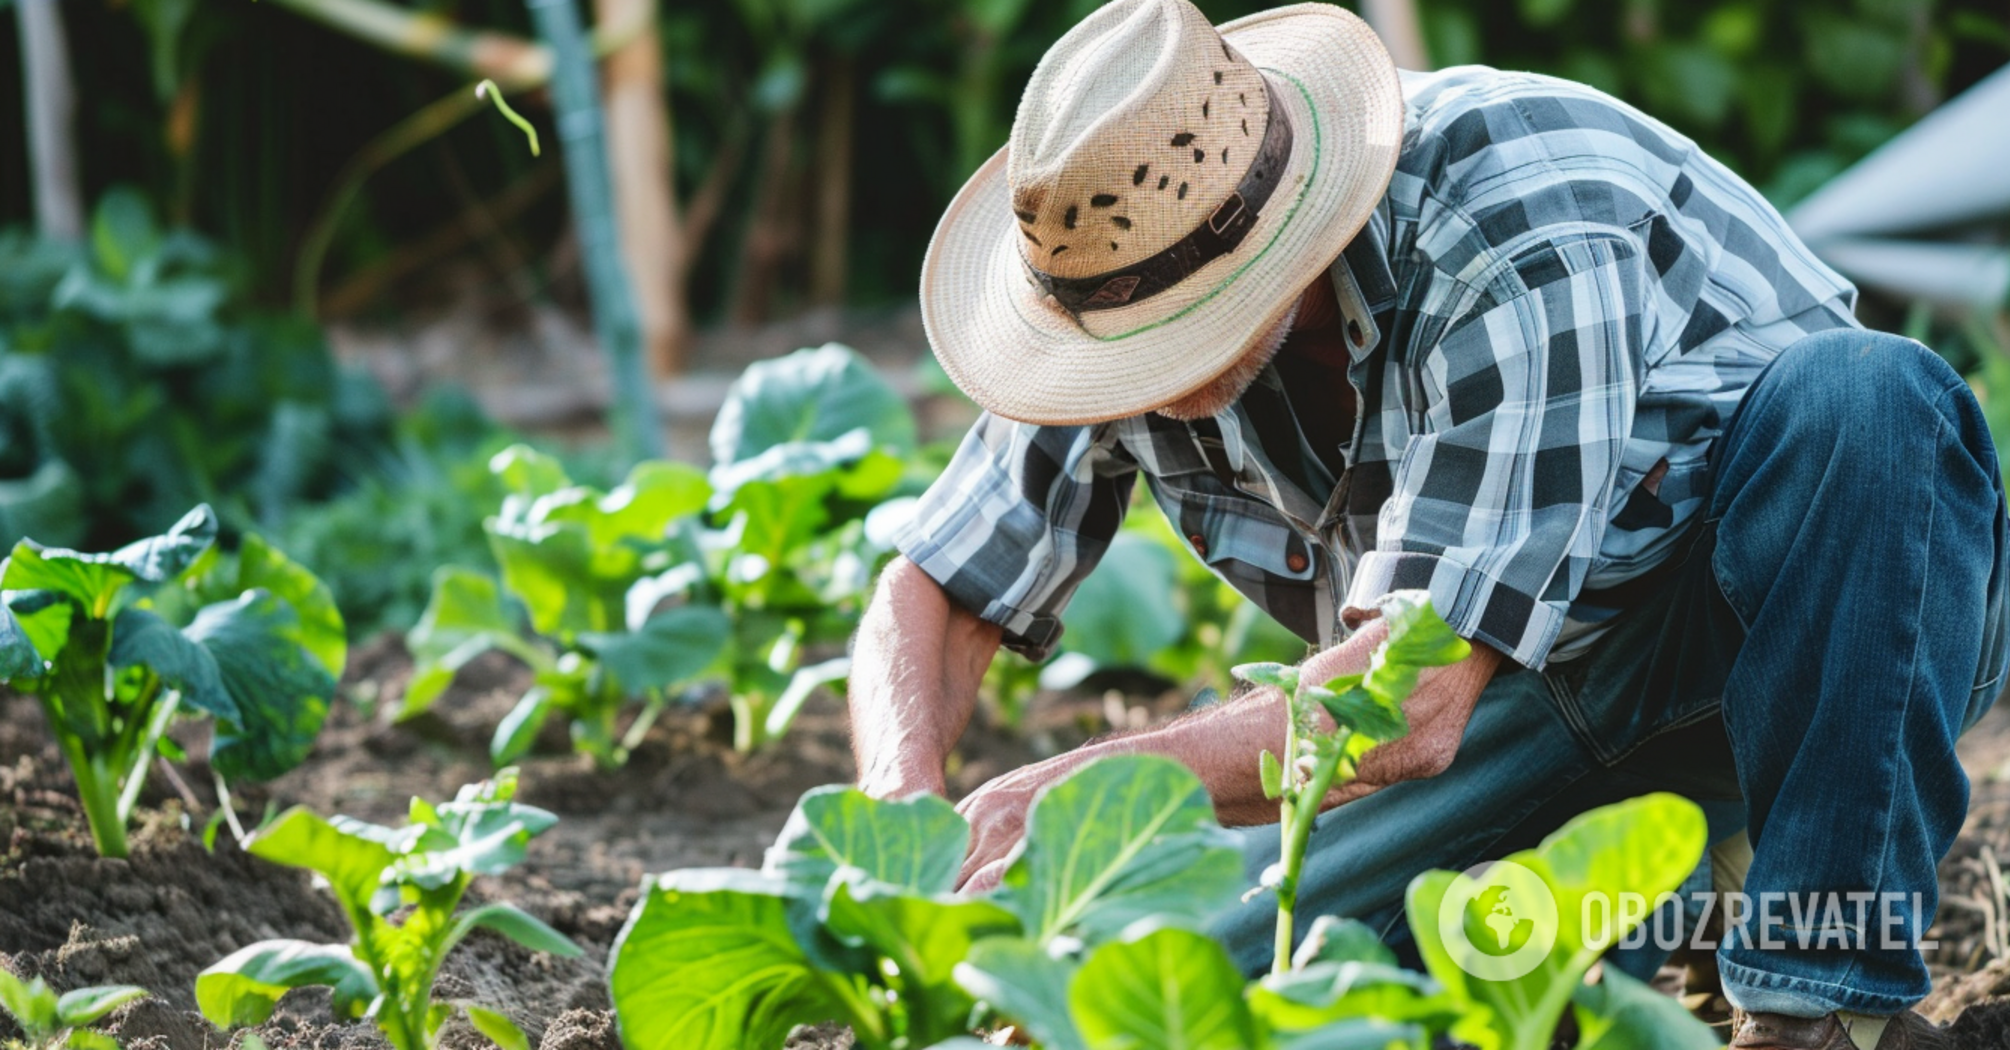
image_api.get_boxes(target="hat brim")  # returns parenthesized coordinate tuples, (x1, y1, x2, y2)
(919, 3, 1405, 427)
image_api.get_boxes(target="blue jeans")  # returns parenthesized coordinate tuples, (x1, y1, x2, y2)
(1212, 329, 2010, 1017)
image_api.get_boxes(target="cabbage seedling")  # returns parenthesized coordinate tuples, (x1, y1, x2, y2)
(197, 770, 581, 1050)
(0, 972, 147, 1050)
(1234, 590, 1468, 975)
(0, 506, 345, 857)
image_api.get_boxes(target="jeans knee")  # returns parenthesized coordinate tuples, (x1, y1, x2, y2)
(1752, 330, 1965, 454)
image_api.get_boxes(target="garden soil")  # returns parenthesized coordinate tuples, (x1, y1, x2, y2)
(5, 635, 2010, 1049)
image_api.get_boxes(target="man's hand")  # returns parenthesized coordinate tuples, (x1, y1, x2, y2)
(952, 747, 1115, 891)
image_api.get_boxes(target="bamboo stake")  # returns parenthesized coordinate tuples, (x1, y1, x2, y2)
(594, 0, 688, 377)
(527, 0, 663, 460)
(15, 0, 83, 241)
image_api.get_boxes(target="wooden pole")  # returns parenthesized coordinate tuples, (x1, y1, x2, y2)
(527, 0, 663, 460)
(16, 0, 83, 241)
(593, 0, 688, 376)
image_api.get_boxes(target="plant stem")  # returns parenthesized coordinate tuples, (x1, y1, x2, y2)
(729, 692, 766, 753)
(71, 747, 129, 859)
(1274, 736, 1346, 975)
(118, 690, 181, 823)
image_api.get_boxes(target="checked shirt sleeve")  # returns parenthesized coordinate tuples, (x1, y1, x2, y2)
(894, 412, 1138, 660)
(1344, 233, 1647, 668)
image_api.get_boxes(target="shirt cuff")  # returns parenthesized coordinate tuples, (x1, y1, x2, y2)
(893, 524, 1065, 662)
(1343, 551, 1568, 669)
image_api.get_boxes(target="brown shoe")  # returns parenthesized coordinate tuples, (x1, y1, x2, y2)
(1729, 1009, 1951, 1050)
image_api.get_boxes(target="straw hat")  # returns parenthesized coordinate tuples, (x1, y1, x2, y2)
(919, 0, 1404, 426)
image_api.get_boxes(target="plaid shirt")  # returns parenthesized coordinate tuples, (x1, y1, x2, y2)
(897, 66, 1860, 668)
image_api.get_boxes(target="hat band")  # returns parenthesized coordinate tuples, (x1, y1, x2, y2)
(1023, 84, 1296, 319)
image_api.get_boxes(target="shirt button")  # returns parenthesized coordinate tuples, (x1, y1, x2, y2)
(1346, 318, 1367, 348)
(1188, 533, 1208, 556)
(1286, 551, 1309, 573)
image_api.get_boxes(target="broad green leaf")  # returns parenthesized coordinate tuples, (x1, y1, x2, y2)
(1271, 1018, 1429, 1050)
(489, 445, 571, 500)
(111, 505, 217, 583)
(997, 755, 1244, 944)
(190, 592, 335, 782)
(1356, 592, 1470, 710)
(65, 1029, 120, 1050)
(1068, 927, 1257, 1050)
(1292, 916, 1397, 968)
(609, 869, 853, 1050)
(1404, 794, 1707, 1050)
(246, 807, 397, 909)
(485, 518, 615, 640)
(763, 785, 968, 895)
(403, 567, 539, 719)
(0, 969, 59, 1036)
(0, 595, 46, 678)
(824, 882, 1020, 1045)
(5, 590, 72, 672)
(53, 985, 148, 1027)
(1573, 966, 1719, 1050)
(1310, 684, 1408, 743)
(1058, 534, 1184, 670)
(3, 543, 137, 618)
(578, 604, 731, 696)
(1249, 960, 1442, 1033)
(955, 938, 1085, 1050)
(204, 533, 346, 680)
(196, 940, 379, 1026)
(448, 902, 583, 958)
(90, 187, 161, 281)
(708, 343, 916, 467)
(106, 607, 235, 721)
(464, 1004, 530, 1050)
(543, 460, 710, 553)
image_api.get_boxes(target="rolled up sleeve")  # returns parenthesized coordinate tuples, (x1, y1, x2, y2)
(1343, 233, 1645, 668)
(895, 412, 1137, 660)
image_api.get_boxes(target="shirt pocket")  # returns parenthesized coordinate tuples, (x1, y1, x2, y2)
(1159, 484, 1322, 584)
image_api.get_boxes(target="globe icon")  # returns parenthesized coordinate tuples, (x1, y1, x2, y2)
(1465, 884, 1533, 957)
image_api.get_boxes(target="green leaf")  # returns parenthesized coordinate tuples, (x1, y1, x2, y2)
(955, 938, 1085, 1050)
(1232, 662, 1299, 693)
(389, 777, 559, 889)
(0, 458, 86, 553)
(1249, 961, 1442, 1034)
(0, 595, 47, 678)
(245, 807, 397, 910)
(1573, 966, 1719, 1050)
(996, 755, 1244, 945)
(1068, 927, 1257, 1050)
(1354, 592, 1470, 712)
(54, 985, 149, 1027)
(489, 445, 571, 501)
(448, 903, 584, 958)
(0, 969, 59, 1037)
(543, 460, 710, 554)
(609, 869, 852, 1050)
(106, 608, 235, 721)
(1259, 749, 1284, 800)
(763, 785, 969, 895)
(196, 940, 380, 1026)
(64, 1028, 121, 1050)
(464, 1004, 530, 1050)
(3, 543, 137, 617)
(1310, 684, 1407, 744)
(200, 533, 346, 680)
(1403, 794, 1707, 1050)
(1292, 916, 1397, 969)
(490, 687, 554, 765)
(709, 343, 916, 468)
(824, 882, 1020, 1046)
(191, 592, 335, 782)
(111, 505, 217, 583)
(403, 567, 538, 719)
(1057, 534, 1184, 670)
(764, 656, 850, 742)
(91, 187, 162, 282)
(5, 589, 73, 669)
(578, 604, 731, 695)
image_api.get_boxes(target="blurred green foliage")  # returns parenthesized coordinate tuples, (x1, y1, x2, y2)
(5, 0, 2001, 322)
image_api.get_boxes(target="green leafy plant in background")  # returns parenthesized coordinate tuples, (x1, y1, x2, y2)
(401, 446, 729, 767)
(0, 972, 148, 1050)
(690, 343, 918, 749)
(607, 753, 1245, 1050)
(0, 189, 392, 554)
(197, 770, 582, 1050)
(1235, 591, 1469, 976)
(0, 504, 345, 857)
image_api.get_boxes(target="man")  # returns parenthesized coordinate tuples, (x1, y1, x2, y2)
(848, 1, 2010, 1047)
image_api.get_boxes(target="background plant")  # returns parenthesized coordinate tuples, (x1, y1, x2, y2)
(0, 973, 147, 1050)
(0, 504, 346, 857)
(197, 770, 583, 1050)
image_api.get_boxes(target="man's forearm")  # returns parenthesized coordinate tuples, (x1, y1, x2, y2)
(850, 557, 1002, 798)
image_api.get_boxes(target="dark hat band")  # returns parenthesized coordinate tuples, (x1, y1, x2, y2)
(1023, 85, 1295, 319)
